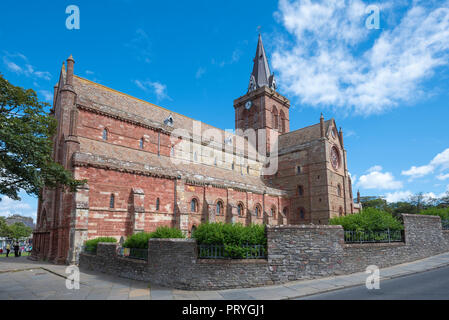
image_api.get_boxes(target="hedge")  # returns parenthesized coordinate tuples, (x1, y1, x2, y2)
(329, 207, 403, 231)
(419, 207, 449, 221)
(192, 222, 266, 245)
(84, 237, 117, 252)
(123, 226, 185, 249)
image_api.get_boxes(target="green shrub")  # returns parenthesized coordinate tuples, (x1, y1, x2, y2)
(192, 223, 266, 259)
(84, 237, 117, 252)
(192, 222, 266, 245)
(123, 226, 185, 249)
(329, 207, 403, 231)
(419, 207, 449, 221)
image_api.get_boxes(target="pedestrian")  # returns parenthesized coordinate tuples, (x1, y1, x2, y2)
(13, 242, 19, 257)
(6, 243, 10, 257)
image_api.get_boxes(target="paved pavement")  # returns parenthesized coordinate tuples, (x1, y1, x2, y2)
(0, 252, 449, 300)
(299, 264, 449, 300)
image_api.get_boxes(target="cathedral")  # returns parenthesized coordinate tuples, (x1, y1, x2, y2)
(32, 35, 359, 264)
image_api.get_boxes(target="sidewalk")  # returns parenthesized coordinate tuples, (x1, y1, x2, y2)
(1, 252, 449, 300)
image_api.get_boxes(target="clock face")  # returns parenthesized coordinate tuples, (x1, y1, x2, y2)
(245, 101, 252, 110)
(331, 146, 340, 170)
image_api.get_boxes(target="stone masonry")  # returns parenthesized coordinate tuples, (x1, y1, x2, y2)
(79, 214, 449, 290)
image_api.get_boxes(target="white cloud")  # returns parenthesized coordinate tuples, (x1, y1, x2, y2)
(39, 90, 53, 102)
(195, 67, 206, 79)
(0, 196, 36, 221)
(402, 148, 449, 180)
(357, 165, 403, 190)
(272, 0, 449, 115)
(385, 190, 413, 203)
(134, 79, 171, 101)
(437, 173, 449, 181)
(2, 52, 52, 81)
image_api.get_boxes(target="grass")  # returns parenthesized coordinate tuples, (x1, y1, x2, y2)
(0, 252, 31, 258)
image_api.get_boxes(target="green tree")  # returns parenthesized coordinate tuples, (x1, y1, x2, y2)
(3, 222, 32, 242)
(0, 74, 84, 201)
(0, 217, 9, 237)
(360, 196, 391, 213)
(409, 192, 427, 214)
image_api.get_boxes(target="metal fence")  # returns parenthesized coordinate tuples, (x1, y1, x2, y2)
(198, 244, 267, 259)
(442, 220, 449, 230)
(117, 247, 148, 261)
(344, 229, 404, 244)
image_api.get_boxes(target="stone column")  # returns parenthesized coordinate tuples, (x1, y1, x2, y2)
(67, 183, 89, 265)
(132, 188, 145, 233)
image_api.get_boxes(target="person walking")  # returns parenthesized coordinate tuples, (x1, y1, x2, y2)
(13, 242, 19, 257)
(6, 243, 10, 257)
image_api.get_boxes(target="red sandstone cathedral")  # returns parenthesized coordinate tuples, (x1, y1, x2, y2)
(32, 35, 360, 264)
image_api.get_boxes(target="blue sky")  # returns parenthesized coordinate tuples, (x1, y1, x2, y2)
(1, 0, 449, 221)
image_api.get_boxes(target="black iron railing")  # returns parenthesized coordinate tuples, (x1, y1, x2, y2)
(344, 229, 404, 244)
(198, 244, 267, 259)
(117, 247, 148, 261)
(442, 220, 449, 230)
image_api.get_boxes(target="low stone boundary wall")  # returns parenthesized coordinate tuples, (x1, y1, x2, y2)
(79, 214, 449, 290)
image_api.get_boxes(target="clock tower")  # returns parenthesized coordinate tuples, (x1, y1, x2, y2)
(234, 34, 290, 155)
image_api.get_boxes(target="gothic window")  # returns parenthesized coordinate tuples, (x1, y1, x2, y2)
(216, 201, 223, 215)
(337, 184, 342, 197)
(247, 166, 250, 174)
(255, 204, 261, 217)
(296, 166, 301, 174)
(232, 162, 235, 170)
(283, 207, 288, 217)
(170, 145, 175, 156)
(272, 106, 279, 130)
(139, 138, 144, 149)
(194, 151, 198, 162)
(156, 198, 160, 211)
(339, 207, 344, 217)
(191, 198, 198, 212)
(237, 203, 244, 217)
(298, 185, 304, 196)
(109, 194, 115, 209)
(299, 208, 305, 219)
(280, 110, 286, 133)
(102, 128, 108, 141)
(270, 206, 276, 218)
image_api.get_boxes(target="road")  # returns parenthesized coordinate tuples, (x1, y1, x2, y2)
(299, 265, 449, 300)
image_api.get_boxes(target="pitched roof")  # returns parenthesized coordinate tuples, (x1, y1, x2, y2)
(248, 34, 276, 92)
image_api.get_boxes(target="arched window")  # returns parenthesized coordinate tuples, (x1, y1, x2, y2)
(337, 184, 342, 197)
(270, 206, 276, 217)
(298, 185, 304, 196)
(191, 198, 198, 212)
(102, 128, 108, 141)
(283, 207, 288, 217)
(139, 138, 144, 149)
(296, 166, 301, 174)
(272, 106, 279, 130)
(109, 194, 115, 209)
(156, 198, 160, 211)
(339, 207, 344, 217)
(194, 151, 198, 162)
(255, 205, 261, 217)
(232, 162, 235, 170)
(280, 110, 286, 133)
(237, 203, 244, 217)
(170, 145, 175, 156)
(299, 208, 305, 219)
(216, 201, 223, 215)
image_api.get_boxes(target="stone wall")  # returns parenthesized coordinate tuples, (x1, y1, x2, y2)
(79, 214, 449, 290)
